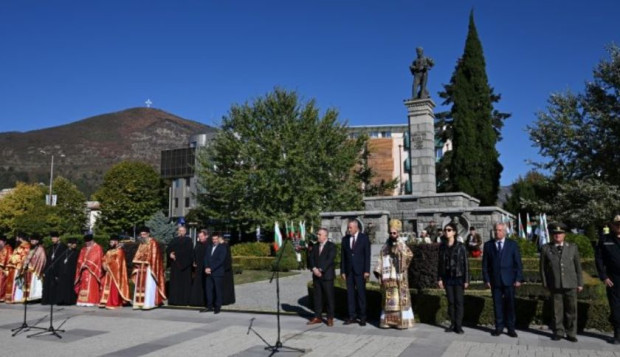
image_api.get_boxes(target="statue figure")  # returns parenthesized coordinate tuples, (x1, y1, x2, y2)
(410, 47, 434, 99)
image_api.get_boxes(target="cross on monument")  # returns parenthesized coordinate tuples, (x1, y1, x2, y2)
(145, 99, 153, 108)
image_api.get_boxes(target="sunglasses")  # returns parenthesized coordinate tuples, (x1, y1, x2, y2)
(389, 232, 398, 235)
(444, 228, 453, 232)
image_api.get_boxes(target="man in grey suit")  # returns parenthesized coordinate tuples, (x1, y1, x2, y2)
(540, 222, 583, 342)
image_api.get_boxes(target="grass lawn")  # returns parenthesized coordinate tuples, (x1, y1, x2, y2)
(234, 270, 299, 285)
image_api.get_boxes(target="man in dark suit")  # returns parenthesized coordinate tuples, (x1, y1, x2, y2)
(204, 232, 226, 314)
(341, 219, 371, 326)
(540, 222, 583, 342)
(307, 228, 336, 327)
(482, 222, 523, 337)
(596, 214, 620, 344)
(166, 226, 194, 306)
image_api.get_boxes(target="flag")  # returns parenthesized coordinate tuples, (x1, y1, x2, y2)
(299, 221, 306, 240)
(526, 213, 532, 238)
(538, 214, 548, 247)
(274, 222, 283, 252)
(518, 214, 526, 239)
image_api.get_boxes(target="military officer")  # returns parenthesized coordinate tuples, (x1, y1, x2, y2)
(596, 215, 620, 344)
(540, 222, 583, 342)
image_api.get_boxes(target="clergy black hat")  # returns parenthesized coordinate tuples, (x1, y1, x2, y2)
(83, 233, 94, 242)
(50, 231, 60, 237)
(67, 237, 78, 244)
(139, 227, 150, 233)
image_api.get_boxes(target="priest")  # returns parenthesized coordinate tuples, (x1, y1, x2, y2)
(42, 231, 67, 305)
(132, 227, 166, 310)
(56, 238, 79, 305)
(99, 235, 130, 309)
(166, 226, 193, 306)
(0, 235, 13, 302)
(25, 233, 47, 301)
(74, 233, 104, 306)
(4, 233, 30, 303)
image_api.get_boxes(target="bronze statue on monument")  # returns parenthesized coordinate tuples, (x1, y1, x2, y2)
(410, 47, 434, 99)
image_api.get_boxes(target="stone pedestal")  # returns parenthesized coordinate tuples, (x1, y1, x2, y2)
(404, 98, 436, 196)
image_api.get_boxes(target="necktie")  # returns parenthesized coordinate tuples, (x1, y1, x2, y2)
(497, 241, 502, 253)
(351, 235, 356, 250)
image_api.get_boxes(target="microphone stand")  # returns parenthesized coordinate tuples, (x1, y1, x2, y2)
(28, 247, 71, 339)
(11, 251, 46, 337)
(257, 239, 305, 355)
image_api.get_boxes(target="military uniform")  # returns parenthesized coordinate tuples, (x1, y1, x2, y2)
(540, 237, 583, 340)
(595, 216, 620, 343)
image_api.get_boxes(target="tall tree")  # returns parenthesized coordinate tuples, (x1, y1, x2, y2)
(196, 88, 365, 230)
(53, 176, 87, 234)
(436, 11, 509, 204)
(94, 161, 163, 233)
(0, 182, 49, 235)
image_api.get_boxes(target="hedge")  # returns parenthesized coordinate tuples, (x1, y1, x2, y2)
(308, 279, 613, 331)
(231, 242, 272, 257)
(233, 256, 275, 270)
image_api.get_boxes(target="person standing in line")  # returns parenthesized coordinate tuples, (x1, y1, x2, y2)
(482, 222, 523, 338)
(437, 222, 469, 334)
(74, 233, 103, 306)
(190, 229, 209, 308)
(0, 235, 13, 302)
(25, 233, 46, 301)
(99, 235, 131, 309)
(341, 219, 370, 326)
(56, 237, 79, 305)
(132, 227, 166, 310)
(595, 215, 620, 344)
(42, 231, 66, 305)
(307, 228, 336, 327)
(166, 226, 193, 306)
(204, 232, 226, 314)
(540, 222, 582, 342)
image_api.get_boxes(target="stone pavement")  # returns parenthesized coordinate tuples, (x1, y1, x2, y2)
(1, 268, 619, 357)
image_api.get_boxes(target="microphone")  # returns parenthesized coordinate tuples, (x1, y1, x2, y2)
(247, 318, 255, 335)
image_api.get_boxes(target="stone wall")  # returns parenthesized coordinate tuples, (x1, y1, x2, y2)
(319, 210, 390, 244)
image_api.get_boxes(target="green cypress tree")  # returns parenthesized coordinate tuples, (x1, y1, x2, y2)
(437, 11, 509, 205)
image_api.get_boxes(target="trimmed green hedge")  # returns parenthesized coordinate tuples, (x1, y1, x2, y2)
(231, 242, 272, 257)
(308, 279, 613, 331)
(233, 256, 275, 270)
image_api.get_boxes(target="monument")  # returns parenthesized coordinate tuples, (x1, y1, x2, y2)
(321, 48, 512, 244)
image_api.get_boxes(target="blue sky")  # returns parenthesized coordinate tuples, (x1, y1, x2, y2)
(1, 1, 618, 185)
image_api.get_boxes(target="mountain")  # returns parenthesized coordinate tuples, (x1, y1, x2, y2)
(0, 107, 216, 196)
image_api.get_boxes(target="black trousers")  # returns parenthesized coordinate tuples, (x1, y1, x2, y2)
(606, 280, 620, 329)
(491, 285, 516, 331)
(313, 277, 335, 319)
(445, 284, 464, 329)
(205, 275, 223, 310)
(346, 274, 366, 320)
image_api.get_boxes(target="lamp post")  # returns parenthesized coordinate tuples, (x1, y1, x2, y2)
(398, 144, 403, 195)
(40, 150, 65, 206)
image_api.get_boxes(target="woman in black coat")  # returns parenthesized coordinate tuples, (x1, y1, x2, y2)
(437, 222, 469, 334)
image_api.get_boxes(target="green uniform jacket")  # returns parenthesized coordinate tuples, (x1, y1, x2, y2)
(540, 242, 583, 289)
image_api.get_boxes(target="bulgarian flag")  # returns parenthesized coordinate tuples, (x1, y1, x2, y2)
(274, 222, 283, 252)
(526, 213, 532, 238)
(518, 214, 526, 239)
(299, 221, 306, 240)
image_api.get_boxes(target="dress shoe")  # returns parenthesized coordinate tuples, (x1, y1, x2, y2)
(444, 326, 454, 333)
(200, 307, 214, 313)
(327, 318, 334, 327)
(507, 330, 518, 338)
(566, 336, 578, 342)
(359, 319, 367, 326)
(491, 329, 502, 336)
(551, 335, 561, 341)
(343, 319, 357, 325)
(455, 328, 464, 334)
(306, 317, 322, 325)
(214, 308, 221, 314)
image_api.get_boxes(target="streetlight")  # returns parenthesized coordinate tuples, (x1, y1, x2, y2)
(398, 144, 403, 195)
(40, 150, 65, 206)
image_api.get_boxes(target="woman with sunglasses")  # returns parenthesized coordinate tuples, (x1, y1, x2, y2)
(437, 222, 469, 334)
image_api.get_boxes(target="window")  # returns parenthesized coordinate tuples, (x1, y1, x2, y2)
(381, 131, 392, 138)
(174, 198, 179, 208)
(369, 131, 379, 138)
(185, 177, 191, 187)
(185, 197, 190, 208)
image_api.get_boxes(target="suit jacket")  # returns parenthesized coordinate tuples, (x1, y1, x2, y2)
(595, 234, 620, 281)
(204, 244, 226, 277)
(309, 241, 336, 281)
(340, 232, 370, 276)
(482, 238, 523, 287)
(540, 242, 583, 289)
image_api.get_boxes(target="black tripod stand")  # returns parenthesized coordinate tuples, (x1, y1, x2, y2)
(249, 239, 305, 355)
(28, 248, 70, 339)
(11, 267, 46, 337)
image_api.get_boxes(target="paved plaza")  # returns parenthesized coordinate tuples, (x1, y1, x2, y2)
(1, 273, 618, 356)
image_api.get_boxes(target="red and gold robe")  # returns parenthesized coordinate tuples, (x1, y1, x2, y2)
(26, 244, 47, 301)
(0, 244, 14, 302)
(132, 238, 166, 309)
(74, 243, 104, 306)
(4, 241, 30, 303)
(99, 247, 130, 309)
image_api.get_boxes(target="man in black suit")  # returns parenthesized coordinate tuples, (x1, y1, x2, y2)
(204, 232, 227, 314)
(482, 222, 524, 337)
(341, 219, 371, 326)
(166, 226, 194, 306)
(307, 228, 336, 327)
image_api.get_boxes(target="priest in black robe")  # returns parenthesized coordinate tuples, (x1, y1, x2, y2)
(41, 231, 67, 305)
(166, 226, 194, 306)
(189, 229, 209, 307)
(56, 237, 79, 305)
(220, 237, 236, 305)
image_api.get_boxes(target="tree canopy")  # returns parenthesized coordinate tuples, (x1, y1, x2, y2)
(196, 88, 366, 230)
(526, 44, 620, 227)
(436, 11, 509, 205)
(94, 161, 163, 234)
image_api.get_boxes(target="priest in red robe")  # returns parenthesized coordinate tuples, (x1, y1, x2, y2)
(74, 233, 103, 306)
(0, 235, 13, 302)
(132, 227, 166, 310)
(99, 235, 130, 309)
(5, 233, 30, 303)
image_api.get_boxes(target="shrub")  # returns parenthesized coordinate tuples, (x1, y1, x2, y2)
(271, 240, 298, 271)
(408, 243, 439, 289)
(231, 242, 272, 257)
(233, 256, 275, 270)
(513, 237, 538, 258)
(566, 233, 595, 258)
